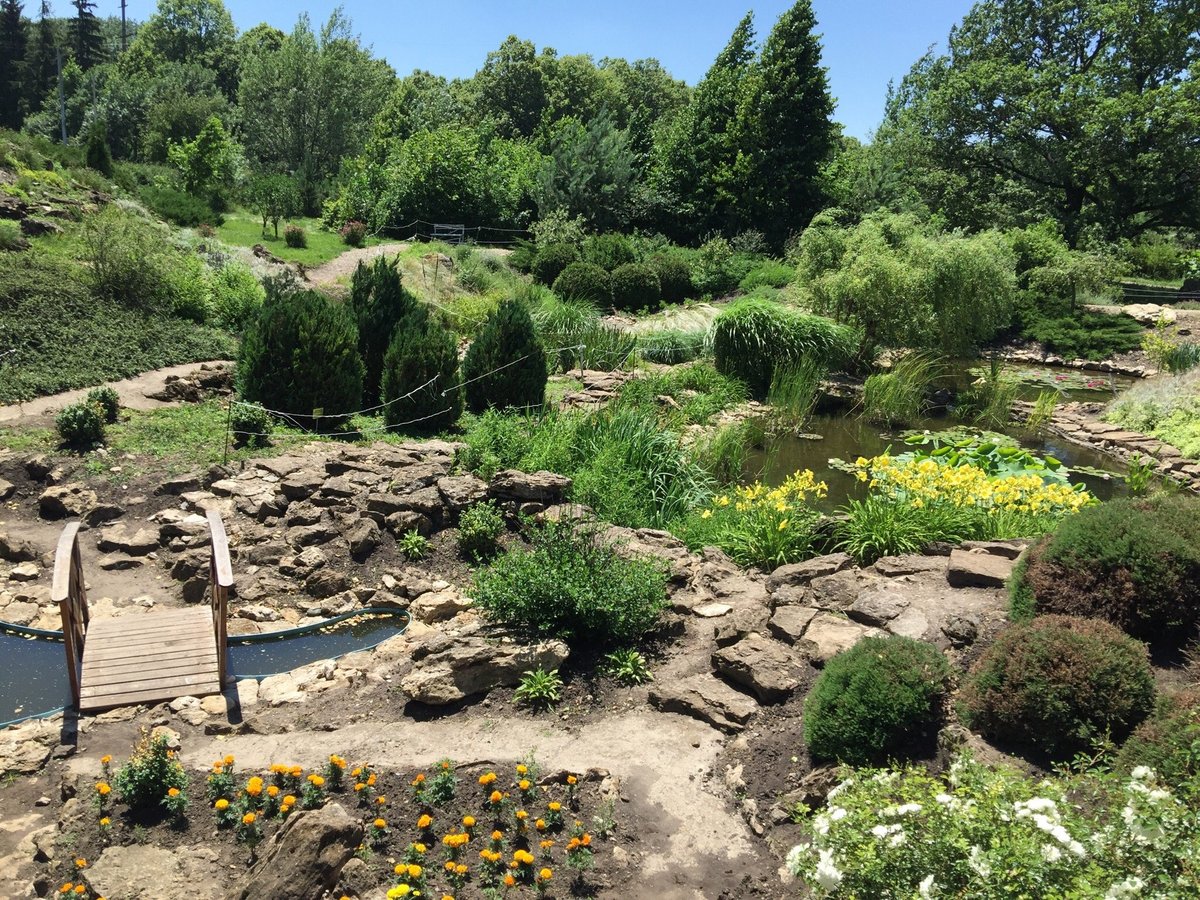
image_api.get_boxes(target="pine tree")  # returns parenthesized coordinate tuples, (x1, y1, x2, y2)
(380, 304, 462, 433)
(461, 299, 547, 412)
(741, 0, 836, 245)
(651, 12, 757, 241)
(70, 0, 101, 70)
(0, 0, 27, 129)
(26, 2, 57, 116)
(347, 256, 417, 405)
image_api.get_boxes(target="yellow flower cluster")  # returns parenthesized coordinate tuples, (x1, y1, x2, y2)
(855, 456, 1094, 515)
(707, 469, 828, 517)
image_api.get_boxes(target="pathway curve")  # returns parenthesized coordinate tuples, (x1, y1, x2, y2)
(0, 361, 235, 426)
(304, 241, 410, 289)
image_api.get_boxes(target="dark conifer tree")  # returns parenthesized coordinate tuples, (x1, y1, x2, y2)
(71, 0, 102, 70)
(0, 0, 27, 129)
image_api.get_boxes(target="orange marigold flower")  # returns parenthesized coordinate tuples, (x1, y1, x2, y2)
(479, 772, 496, 785)
(373, 818, 387, 829)
(167, 787, 180, 798)
(503, 874, 516, 887)
(441, 760, 451, 770)
(455, 863, 468, 875)
(366, 774, 377, 786)
(566, 838, 581, 851)
(462, 815, 476, 827)
(353, 783, 366, 792)
(444, 860, 456, 872)
(307, 774, 325, 787)
(96, 783, 111, 795)
(283, 795, 297, 806)
(289, 765, 303, 777)
(540, 839, 555, 849)
(412, 773, 426, 785)
(394, 863, 406, 875)
(98, 817, 110, 826)
(407, 864, 422, 878)
(246, 777, 264, 796)
(516, 765, 528, 776)
(418, 814, 433, 829)
(413, 842, 427, 853)
(566, 775, 577, 785)
(581, 833, 592, 846)
(491, 829, 504, 841)
(515, 810, 528, 820)
(242, 812, 256, 825)
(100, 755, 111, 765)
(535, 819, 547, 831)
(59, 884, 73, 894)
(74, 858, 87, 868)
(224, 755, 235, 766)
(489, 790, 503, 804)
(539, 867, 552, 881)
(267, 785, 280, 798)
(351, 767, 363, 777)
(215, 799, 230, 810)
(518, 779, 531, 791)
(548, 801, 561, 812)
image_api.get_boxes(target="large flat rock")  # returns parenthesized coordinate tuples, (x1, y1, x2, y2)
(649, 674, 758, 733)
(947, 549, 1015, 588)
(711, 632, 807, 703)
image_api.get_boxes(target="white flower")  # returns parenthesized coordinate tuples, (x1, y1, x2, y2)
(1130, 766, 1153, 783)
(967, 845, 991, 878)
(1049, 824, 1072, 845)
(829, 806, 848, 822)
(1041, 843, 1063, 863)
(826, 778, 852, 800)
(1067, 840, 1086, 859)
(812, 814, 831, 836)
(813, 848, 842, 891)
(888, 828, 906, 848)
(785, 843, 808, 875)
(1105, 876, 1146, 899)
(871, 824, 892, 839)
(1021, 797, 1058, 813)
(918, 874, 937, 898)
(896, 802, 923, 816)
(1148, 788, 1170, 803)
(934, 793, 954, 805)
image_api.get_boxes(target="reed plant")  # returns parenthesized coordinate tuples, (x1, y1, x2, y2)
(768, 358, 826, 429)
(860, 352, 939, 425)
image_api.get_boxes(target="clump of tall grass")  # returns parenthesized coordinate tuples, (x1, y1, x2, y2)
(768, 358, 826, 429)
(687, 419, 763, 485)
(526, 290, 635, 372)
(616, 361, 747, 426)
(636, 328, 709, 365)
(860, 352, 940, 426)
(1025, 390, 1059, 431)
(711, 298, 858, 397)
(958, 356, 1021, 429)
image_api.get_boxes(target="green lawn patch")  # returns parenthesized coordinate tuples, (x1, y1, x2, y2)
(215, 211, 382, 268)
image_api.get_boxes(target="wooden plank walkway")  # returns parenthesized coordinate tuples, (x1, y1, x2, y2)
(78, 607, 222, 712)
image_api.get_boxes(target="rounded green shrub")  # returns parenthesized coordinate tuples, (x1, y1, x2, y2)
(457, 500, 505, 560)
(649, 252, 695, 303)
(210, 260, 265, 332)
(348, 256, 417, 404)
(340, 220, 367, 247)
(230, 401, 272, 448)
(283, 224, 307, 248)
(552, 262, 612, 306)
(86, 386, 120, 424)
(472, 522, 667, 648)
(583, 233, 637, 270)
(531, 242, 579, 285)
(380, 305, 462, 433)
(461, 300, 548, 413)
(712, 298, 857, 397)
(960, 615, 1155, 759)
(236, 282, 364, 430)
(610, 263, 661, 311)
(1011, 495, 1200, 644)
(803, 635, 951, 765)
(56, 401, 105, 448)
(1115, 690, 1200, 791)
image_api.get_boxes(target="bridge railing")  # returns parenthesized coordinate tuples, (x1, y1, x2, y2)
(206, 509, 233, 685)
(52, 521, 88, 706)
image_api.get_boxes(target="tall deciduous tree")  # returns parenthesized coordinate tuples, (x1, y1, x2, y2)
(0, 0, 28, 129)
(471, 35, 547, 139)
(739, 0, 836, 245)
(121, 0, 238, 97)
(238, 10, 394, 213)
(884, 0, 1200, 244)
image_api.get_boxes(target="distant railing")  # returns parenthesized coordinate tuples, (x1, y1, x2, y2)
(432, 223, 466, 244)
(1119, 281, 1200, 305)
(206, 509, 233, 685)
(52, 521, 88, 706)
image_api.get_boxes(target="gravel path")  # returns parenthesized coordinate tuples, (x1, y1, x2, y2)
(303, 241, 410, 289)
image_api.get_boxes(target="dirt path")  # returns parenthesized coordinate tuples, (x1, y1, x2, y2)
(0, 361, 234, 427)
(304, 241, 410, 289)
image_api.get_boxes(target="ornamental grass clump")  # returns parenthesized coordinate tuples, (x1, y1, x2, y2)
(960, 615, 1156, 759)
(678, 469, 827, 569)
(1010, 494, 1200, 645)
(803, 636, 951, 765)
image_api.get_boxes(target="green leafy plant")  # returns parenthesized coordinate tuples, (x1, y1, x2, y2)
(531, 242, 580, 286)
(957, 356, 1021, 428)
(1124, 453, 1157, 496)
(210, 261, 265, 332)
(283, 224, 307, 248)
(837, 495, 966, 564)
(582, 233, 637, 270)
(0, 219, 26, 251)
(56, 401, 105, 448)
(648, 252, 695, 303)
(514, 668, 563, 710)
(398, 530, 430, 561)
(960, 615, 1156, 759)
(461, 300, 548, 413)
(768, 358, 825, 429)
(1115, 690, 1200, 794)
(1011, 495, 1200, 643)
(340, 220, 367, 247)
(804, 635, 951, 765)
(457, 501, 505, 560)
(427, 758, 458, 805)
(230, 402, 272, 449)
(348, 255, 417, 404)
(86, 386, 121, 424)
(113, 731, 189, 811)
(473, 523, 668, 647)
(604, 649, 652, 685)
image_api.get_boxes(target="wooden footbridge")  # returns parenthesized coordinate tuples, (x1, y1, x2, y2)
(53, 509, 232, 713)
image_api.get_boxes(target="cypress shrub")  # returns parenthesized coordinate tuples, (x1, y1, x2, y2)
(712, 298, 857, 397)
(462, 300, 548, 412)
(583, 233, 637, 270)
(803, 635, 951, 765)
(960, 615, 1155, 759)
(56, 401, 105, 448)
(380, 305, 462, 433)
(531, 242, 579, 285)
(85, 126, 114, 178)
(650, 252, 695, 303)
(1115, 690, 1200, 791)
(348, 256, 417, 404)
(610, 263, 661, 311)
(1011, 495, 1200, 645)
(237, 281, 364, 430)
(552, 262, 612, 306)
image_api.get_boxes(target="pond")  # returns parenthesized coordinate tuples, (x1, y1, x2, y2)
(0, 609, 410, 725)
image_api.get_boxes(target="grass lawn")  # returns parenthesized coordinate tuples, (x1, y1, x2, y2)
(215, 210, 384, 268)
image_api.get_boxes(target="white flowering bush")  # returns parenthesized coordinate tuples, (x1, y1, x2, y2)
(787, 755, 1200, 898)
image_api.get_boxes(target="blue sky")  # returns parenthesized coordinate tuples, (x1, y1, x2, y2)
(118, 0, 976, 139)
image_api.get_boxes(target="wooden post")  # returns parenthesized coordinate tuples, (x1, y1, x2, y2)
(52, 522, 87, 707)
(206, 509, 234, 684)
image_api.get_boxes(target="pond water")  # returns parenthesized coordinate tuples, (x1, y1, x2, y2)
(0, 611, 409, 725)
